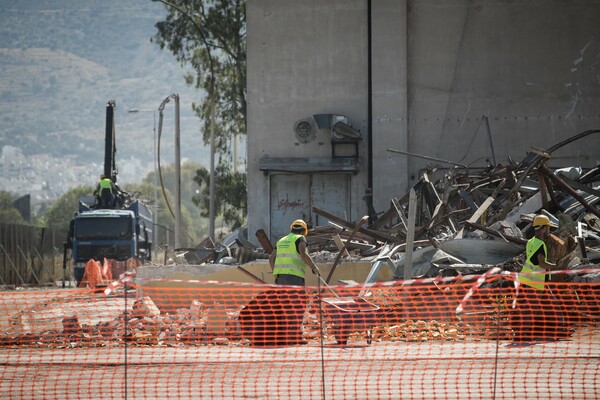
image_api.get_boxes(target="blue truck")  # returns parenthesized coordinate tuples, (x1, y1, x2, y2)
(69, 200, 153, 285)
(64, 100, 153, 286)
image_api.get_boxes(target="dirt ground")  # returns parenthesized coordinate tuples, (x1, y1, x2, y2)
(1, 285, 599, 399)
(0, 326, 598, 399)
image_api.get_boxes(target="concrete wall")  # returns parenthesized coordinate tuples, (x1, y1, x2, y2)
(247, 0, 371, 242)
(407, 0, 600, 183)
(247, 0, 600, 244)
(372, 0, 410, 217)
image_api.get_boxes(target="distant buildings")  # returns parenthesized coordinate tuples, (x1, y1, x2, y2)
(0, 145, 151, 215)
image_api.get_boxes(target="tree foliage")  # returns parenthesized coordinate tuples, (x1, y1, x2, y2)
(192, 164, 247, 230)
(41, 186, 94, 231)
(153, 0, 246, 153)
(153, 0, 248, 234)
(0, 191, 27, 225)
(140, 162, 206, 246)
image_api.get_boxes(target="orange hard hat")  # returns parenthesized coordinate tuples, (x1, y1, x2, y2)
(290, 219, 308, 236)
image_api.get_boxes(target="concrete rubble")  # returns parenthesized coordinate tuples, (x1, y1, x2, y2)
(210, 129, 599, 283)
(1, 290, 475, 348)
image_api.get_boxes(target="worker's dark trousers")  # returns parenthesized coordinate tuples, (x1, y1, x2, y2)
(275, 274, 305, 286)
(99, 190, 114, 209)
(510, 285, 567, 341)
(275, 274, 307, 345)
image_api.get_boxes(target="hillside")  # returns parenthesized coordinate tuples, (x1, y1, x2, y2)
(0, 0, 205, 168)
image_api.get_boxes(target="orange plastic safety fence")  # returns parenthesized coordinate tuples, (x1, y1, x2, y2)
(1, 271, 599, 399)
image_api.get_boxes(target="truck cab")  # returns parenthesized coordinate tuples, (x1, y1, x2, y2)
(69, 200, 152, 285)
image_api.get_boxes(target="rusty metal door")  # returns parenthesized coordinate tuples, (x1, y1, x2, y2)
(270, 173, 350, 242)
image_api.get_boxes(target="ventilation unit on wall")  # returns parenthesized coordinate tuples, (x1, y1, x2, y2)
(313, 113, 361, 157)
(293, 118, 316, 144)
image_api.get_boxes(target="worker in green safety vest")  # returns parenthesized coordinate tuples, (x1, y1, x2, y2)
(512, 214, 569, 342)
(270, 219, 320, 285)
(267, 219, 319, 345)
(94, 174, 116, 209)
(521, 214, 558, 289)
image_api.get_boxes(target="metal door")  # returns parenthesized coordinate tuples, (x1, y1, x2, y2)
(311, 174, 350, 226)
(270, 174, 311, 242)
(270, 173, 350, 242)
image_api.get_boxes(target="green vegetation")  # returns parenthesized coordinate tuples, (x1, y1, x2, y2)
(139, 162, 209, 245)
(0, 191, 27, 225)
(41, 186, 94, 231)
(153, 0, 248, 234)
(153, 0, 247, 155)
(193, 164, 246, 231)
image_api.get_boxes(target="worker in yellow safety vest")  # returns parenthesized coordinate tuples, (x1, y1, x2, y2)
(270, 219, 320, 285)
(512, 214, 569, 342)
(521, 214, 558, 289)
(94, 174, 116, 209)
(267, 219, 319, 345)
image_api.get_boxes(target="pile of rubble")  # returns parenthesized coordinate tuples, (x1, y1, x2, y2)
(1, 293, 477, 348)
(166, 131, 599, 284)
(272, 129, 600, 280)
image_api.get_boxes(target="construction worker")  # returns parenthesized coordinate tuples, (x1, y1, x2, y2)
(94, 174, 116, 209)
(269, 219, 320, 285)
(512, 214, 568, 341)
(267, 219, 319, 345)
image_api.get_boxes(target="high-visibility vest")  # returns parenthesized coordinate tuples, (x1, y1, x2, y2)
(99, 178, 113, 193)
(273, 233, 307, 279)
(521, 236, 548, 290)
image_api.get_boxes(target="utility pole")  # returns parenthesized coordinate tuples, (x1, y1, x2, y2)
(157, 93, 181, 250)
(174, 94, 181, 249)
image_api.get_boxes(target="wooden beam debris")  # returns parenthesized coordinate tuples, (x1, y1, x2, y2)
(455, 196, 495, 239)
(325, 215, 369, 284)
(218, 130, 600, 280)
(539, 165, 600, 220)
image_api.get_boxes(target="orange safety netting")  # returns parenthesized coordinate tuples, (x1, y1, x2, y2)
(0, 270, 599, 399)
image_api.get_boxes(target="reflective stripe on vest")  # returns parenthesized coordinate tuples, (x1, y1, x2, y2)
(99, 178, 113, 193)
(521, 236, 547, 290)
(273, 233, 306, 279)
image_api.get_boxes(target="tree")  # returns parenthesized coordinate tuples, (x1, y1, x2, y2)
(153, 0, 247, 235)
(152, 0, 246, 155)
(192, 163, 247, 231)
(0, 191, 27, 225)
(41, 186, 94, 231)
